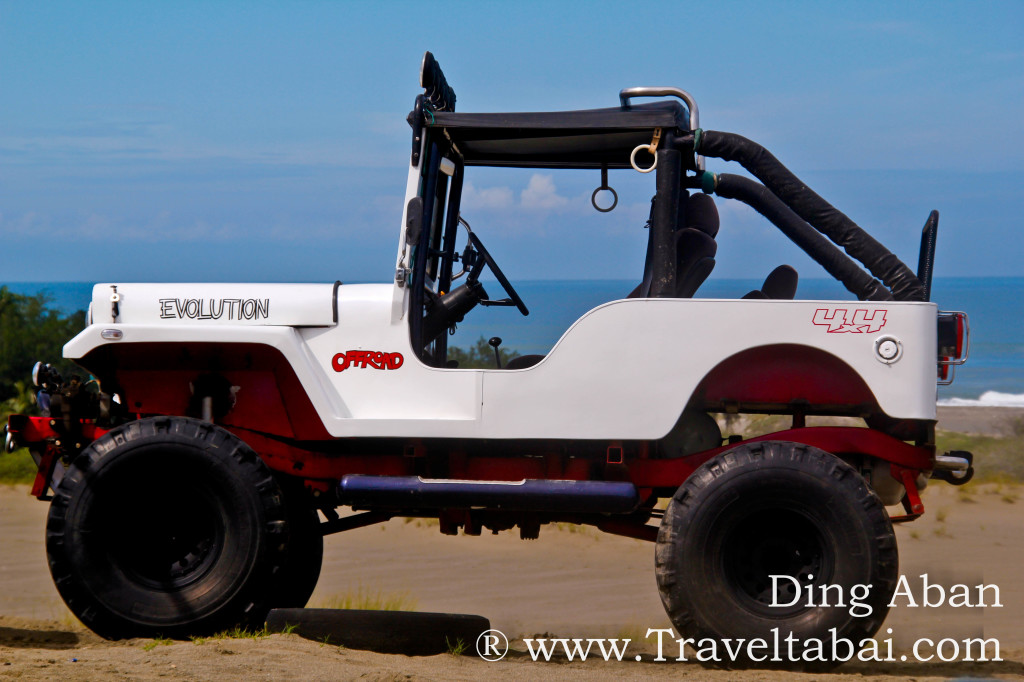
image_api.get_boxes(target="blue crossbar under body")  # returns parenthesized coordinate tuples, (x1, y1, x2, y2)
(339, 475, 639, 514)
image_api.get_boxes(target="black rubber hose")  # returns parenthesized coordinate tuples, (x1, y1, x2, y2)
(713, 174, 892, 301)
(697, 131, 925, 301)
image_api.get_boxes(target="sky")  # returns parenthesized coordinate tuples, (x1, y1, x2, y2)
(1, 1, 1022, 284)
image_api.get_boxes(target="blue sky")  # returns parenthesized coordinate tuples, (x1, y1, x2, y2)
(1, 1, 1022, 284)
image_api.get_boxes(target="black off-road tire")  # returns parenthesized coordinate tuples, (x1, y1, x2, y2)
(269, 475, 324, 608)
(655, 441, 898, 666)
(46, 417, 288, 639)
(266, 609, 491, 656)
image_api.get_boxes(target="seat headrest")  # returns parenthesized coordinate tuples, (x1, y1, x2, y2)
(685, 193, 720, 238)
(676, 227, 717, 261)
(761, 264, 799, 300)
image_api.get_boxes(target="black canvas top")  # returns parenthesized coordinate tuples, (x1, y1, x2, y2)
(426, 100, 689, 169)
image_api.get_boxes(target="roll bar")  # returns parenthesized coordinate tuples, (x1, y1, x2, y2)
(620, 87, 704, 170)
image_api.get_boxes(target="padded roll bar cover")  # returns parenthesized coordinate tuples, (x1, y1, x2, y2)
(713, 173, 893, 301)
(700, 131, 925, 301)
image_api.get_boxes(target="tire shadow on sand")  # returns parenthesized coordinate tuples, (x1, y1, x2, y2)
(0, 626, 82, 650)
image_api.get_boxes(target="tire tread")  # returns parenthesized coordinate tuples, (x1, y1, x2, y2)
(655, 440, 899, 663)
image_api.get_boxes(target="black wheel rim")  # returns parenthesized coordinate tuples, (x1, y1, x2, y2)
(98, 471, 225, 590)
(720, 506, 832, 617)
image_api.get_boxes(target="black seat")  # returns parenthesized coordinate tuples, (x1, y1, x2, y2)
(674, 228, 716, 298)
(685, 192, 720, 238)
(673, 192, 719, 297)
(629, 192, 719, 299)
(742, 264, 799, 299)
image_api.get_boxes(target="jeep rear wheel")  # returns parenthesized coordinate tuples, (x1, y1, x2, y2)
(655, 441, 898, 665)
(46, 417, 288, 639)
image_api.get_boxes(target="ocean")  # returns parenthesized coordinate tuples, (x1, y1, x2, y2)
(5, 277, 1021, 405)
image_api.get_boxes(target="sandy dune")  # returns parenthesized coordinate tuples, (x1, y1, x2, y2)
(1, 406, 1021, 679)
(1, 478, 1022, 680)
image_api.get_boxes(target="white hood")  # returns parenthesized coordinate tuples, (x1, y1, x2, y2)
(91, 282, 340, 327)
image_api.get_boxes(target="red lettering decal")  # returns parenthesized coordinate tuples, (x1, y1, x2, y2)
(331, 350, 404, 372)
(850, 308, 887, 333)
(813, 308, 847, 332)
(332, 353, 349, 372)
(813, 308, 888, 333)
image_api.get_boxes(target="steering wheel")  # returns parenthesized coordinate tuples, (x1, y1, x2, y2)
(467, 230, 529, 316)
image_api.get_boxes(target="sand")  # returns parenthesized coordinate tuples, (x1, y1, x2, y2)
(1, 407, 1022, 679)
(937, 405, 1024, 437)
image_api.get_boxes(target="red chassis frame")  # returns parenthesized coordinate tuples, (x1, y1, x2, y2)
(9, 415, 933, 530)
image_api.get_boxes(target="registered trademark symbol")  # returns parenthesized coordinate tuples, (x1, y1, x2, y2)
(476, 628, 509, 661)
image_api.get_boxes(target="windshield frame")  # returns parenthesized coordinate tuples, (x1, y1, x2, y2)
(409, 133, 465, 366)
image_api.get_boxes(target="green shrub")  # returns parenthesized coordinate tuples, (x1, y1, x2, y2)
(0, 448, 36, 485)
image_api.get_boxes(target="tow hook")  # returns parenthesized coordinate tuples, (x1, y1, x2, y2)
(931, 450, 974, 485)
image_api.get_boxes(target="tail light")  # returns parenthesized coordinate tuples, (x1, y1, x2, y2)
(937, 311, 969, 385)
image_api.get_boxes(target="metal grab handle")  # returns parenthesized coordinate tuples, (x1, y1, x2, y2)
(619, 87, 704, 170)
(619, 87, 700, 130)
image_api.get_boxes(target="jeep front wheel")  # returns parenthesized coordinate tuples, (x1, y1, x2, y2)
(46, 417, 288, 639)
(655, 441, 898, 664)
(269, 475, 324, 608)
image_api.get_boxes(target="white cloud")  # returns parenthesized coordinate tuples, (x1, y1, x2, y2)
(520, 174, 569, 211)
(462, 182, 515, 210)
(462, 174, 573, 214)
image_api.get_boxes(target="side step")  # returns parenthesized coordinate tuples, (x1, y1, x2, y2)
(339, 475, 639, 514)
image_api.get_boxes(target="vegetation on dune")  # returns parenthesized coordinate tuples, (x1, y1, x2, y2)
(0, 288, 87, 485)
(446, 636, 468, 656)
(0, 448, 37, 485)
(311, 586, 419, 612)
(936, 428, 1024, 482)
(0, 286, 86, 403)
(142, 636, 174, 651)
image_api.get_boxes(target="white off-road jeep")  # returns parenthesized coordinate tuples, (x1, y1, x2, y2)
(5, 52, 972, 658)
